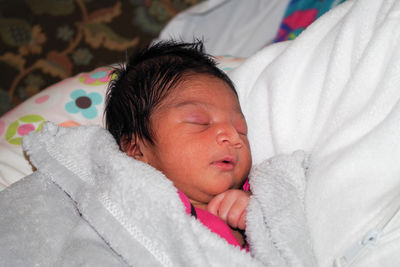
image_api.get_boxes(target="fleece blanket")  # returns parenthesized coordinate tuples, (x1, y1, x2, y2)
(0, 123, 315, 266)
(230, 0, 400, 266)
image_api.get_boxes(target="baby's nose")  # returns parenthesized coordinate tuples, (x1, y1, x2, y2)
(216, 124, 243, 148)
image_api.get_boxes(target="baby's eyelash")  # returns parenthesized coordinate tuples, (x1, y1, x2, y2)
(185, 115, 209, 125)
(234, 124, 248, 136)
(237, 130, 248, 136)
(188, 121, 209, 126)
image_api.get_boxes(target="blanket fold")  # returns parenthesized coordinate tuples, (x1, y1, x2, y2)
(0, 123, 314, 266)
(230, 0, 400, 265)
(247, 151, 316, 267)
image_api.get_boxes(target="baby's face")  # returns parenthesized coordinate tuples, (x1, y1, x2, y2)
(139, 74, 251, 208)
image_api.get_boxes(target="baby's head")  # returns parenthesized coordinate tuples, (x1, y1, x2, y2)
(105, 41, 251, 208)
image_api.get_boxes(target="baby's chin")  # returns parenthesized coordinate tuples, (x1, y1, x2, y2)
(186, 182, 243, 206)
(219, 179, 245, 192)
(208, 186, 238, 199)
(189, 192, 224, 207)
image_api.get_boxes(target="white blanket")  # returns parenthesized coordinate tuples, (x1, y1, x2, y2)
(230, 0, 400, 266)
(0, 123, 315, 266)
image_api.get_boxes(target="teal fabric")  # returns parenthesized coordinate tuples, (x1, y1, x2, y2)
(275, 0, 347, 42)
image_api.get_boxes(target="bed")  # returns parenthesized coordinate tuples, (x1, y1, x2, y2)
(1, 0, 400, 266)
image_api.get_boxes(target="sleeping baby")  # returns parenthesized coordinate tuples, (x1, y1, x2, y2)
(0, 40, 314, 266)
(104, 40, 252, 248)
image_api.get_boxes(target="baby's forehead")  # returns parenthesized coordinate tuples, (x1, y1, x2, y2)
(153, 85, 245, 124)
(172, 74, 237, 98)
(164, 78, 239, 103)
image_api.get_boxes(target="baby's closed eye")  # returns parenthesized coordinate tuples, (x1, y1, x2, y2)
(234, 122, 248, 136)
(185, 113, 210, 126)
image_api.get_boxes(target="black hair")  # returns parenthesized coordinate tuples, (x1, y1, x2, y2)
(104, 40, 237, 149)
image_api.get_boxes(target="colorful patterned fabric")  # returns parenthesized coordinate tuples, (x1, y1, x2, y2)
(275, 0, 347, 42)
(0, 0, 204, 116)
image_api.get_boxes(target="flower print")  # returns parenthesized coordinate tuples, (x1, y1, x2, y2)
(58, 120, 81, 128)
(34, 94, 50, 104)
(25, 74, 45, 88)
(65, 89, 102, 119)
(132, 6, 165, 35)
(72, 48, 93, 65)
(0, 18, 46, 55)
(5, 114, 45, 145)
(24, 74, 45, 97)
(79, 68, 115, 85)
(19, 25, 46, 55)
(57, 25, 74, 41)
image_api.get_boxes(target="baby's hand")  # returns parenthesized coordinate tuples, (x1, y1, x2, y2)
(207, 189, 250, 230)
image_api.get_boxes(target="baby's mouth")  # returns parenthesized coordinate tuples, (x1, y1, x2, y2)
(211, 156, 235, 171)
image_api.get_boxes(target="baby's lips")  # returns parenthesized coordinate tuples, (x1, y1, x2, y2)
(211, 156, 236, 171)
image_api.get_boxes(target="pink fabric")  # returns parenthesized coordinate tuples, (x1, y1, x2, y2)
(177, 190, 241, 248)
(242, 178, 250, 192)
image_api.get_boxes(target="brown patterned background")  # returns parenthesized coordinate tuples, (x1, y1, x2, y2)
(0, 0, 203, 116)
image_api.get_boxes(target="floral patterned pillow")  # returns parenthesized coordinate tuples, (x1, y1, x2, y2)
(0, 56, 244, 190)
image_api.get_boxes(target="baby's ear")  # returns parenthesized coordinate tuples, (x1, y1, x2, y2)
(121, 136, 144, 160)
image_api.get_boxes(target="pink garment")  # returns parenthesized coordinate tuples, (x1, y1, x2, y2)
(242, 178, 250, 192)
(177, 190, 241, 248)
